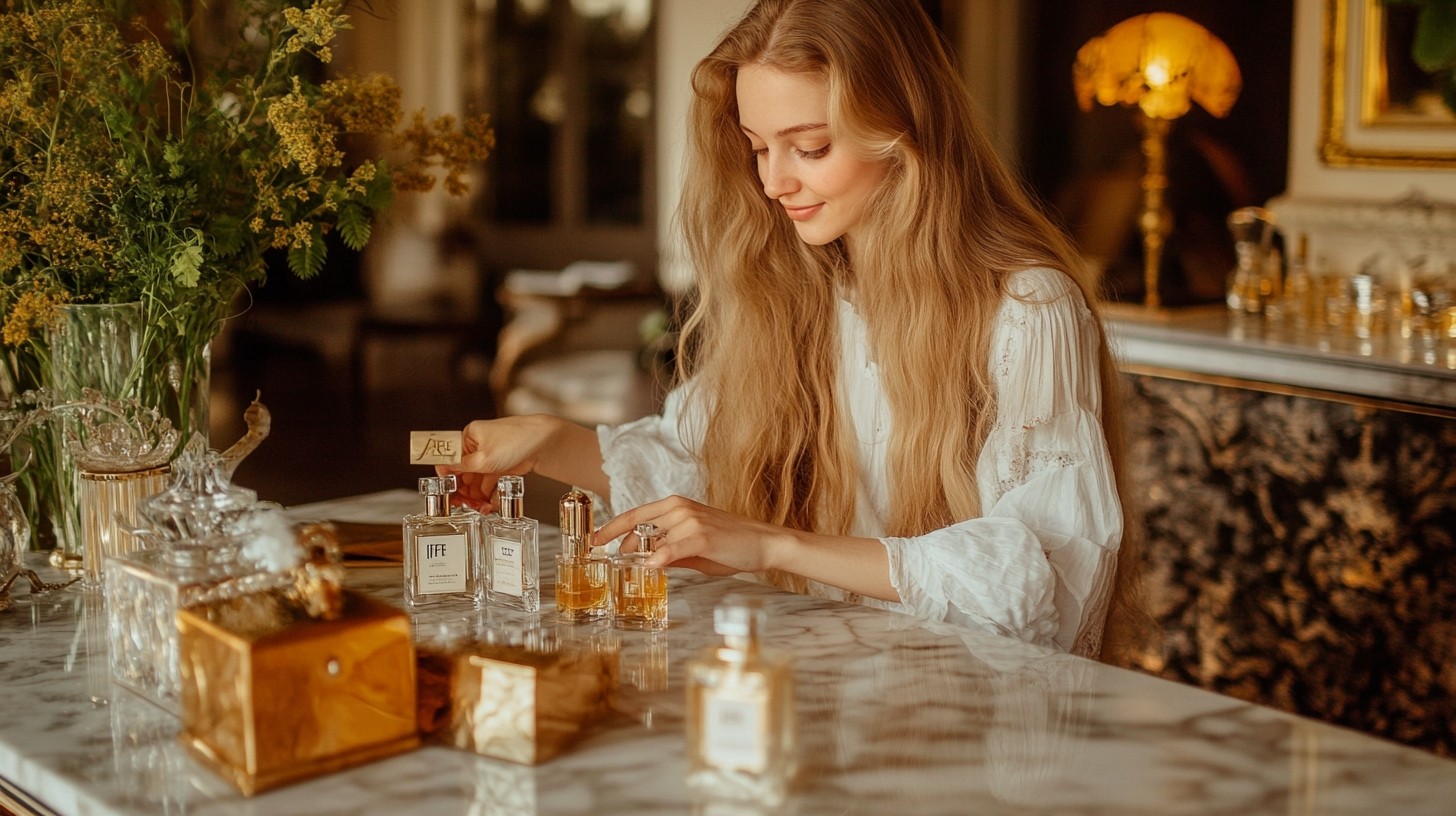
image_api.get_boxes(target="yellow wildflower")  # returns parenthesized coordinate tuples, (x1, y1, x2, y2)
(1, 287, 68, 347)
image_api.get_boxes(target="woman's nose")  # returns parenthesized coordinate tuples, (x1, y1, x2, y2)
(760, 153, 798, 199)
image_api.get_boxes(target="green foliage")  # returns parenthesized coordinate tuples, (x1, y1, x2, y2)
(1384, 0, 1456, 114)
(0, 0, 494, 354)
(337, 205, 371, 252)
(286, 227, 328, 280)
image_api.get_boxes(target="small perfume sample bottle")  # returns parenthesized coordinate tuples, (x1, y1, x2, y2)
(403, 475, 484, 608)
(555, 489, 608, 623)
(686, 596, 796, 804)
(610, 522, 668, 631)
(486, 475, 540, 612)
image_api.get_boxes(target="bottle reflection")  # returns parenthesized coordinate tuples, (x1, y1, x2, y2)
(984, 652, 1094, 807)
(468, 759, 539, 816)
(109, 688, 192, 814)
(610, 631, 670, 729)
(620, 632, 669, 693)
(80, 588, 109, 706)
(809, 622, 1093, 810)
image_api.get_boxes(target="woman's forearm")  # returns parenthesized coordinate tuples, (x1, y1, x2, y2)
(528, 414, 612, 500)
(773, 530, 900, 603)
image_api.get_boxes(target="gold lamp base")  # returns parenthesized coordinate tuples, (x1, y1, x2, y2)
(1136, 113, 1172, 310)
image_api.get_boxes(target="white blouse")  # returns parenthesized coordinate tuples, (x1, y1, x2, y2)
(597, 267, 1122, 657)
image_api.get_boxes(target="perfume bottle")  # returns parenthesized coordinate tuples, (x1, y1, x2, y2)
(403, 475, 484, 607)
(610, 522, 668, 631)
(487, 475, 540, 612)
(686, 596, 796, 804)
(555, 489, 608, 623)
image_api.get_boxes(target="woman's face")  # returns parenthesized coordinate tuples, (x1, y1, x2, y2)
(736, 65, 886, 248)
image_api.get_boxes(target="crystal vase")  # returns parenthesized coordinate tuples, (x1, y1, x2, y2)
(26, 303, 211, 561)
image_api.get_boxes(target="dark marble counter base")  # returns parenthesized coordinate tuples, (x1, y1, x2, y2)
(1123, 372, 1456, 756)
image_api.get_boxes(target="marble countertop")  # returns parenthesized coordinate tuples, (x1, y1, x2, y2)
(3, 489, 1456, 815)
(1108, 307, 1456, 409)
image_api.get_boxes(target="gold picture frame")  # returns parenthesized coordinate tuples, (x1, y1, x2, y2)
(1320, 0, 1456, 167)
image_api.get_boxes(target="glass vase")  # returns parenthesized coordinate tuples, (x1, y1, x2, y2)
(25, 303, 211, 562)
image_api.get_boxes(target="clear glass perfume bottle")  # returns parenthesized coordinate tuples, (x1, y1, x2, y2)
(686, 596, 796, 805)
(403, 474, 484, 608)
(487, 475, 540, 612)
(610, 522, 668, 631)
(555, 488, 608, 623)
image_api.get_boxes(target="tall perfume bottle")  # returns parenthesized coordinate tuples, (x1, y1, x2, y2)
(487, 475, 540, 612)
(610, 522, 668, 631)
(556, 489, 608, 622)
(686, 596, 796, 804)
(403, 475, 485, 607)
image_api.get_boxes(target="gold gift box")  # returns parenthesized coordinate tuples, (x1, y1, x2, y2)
(176, 589, 420, 795)
(425, 639, 618, 765)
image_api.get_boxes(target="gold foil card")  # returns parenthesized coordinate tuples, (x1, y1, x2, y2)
(410, 430, 463, 465)
(177, 589, 420, 795)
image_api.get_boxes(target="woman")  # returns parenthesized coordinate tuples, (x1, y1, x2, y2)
(447, 0, 1142, 660)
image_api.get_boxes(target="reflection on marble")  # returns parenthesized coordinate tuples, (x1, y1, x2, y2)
(0, 491, 1454, 815)
(1125, 374, 1456, 757)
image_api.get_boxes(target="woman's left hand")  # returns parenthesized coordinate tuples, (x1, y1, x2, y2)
(593, 495, 793, 576)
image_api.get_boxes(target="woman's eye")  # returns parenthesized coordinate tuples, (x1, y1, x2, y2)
(796, 145, 830, 159)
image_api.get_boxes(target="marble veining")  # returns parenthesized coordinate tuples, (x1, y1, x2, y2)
(1125, 374, 1456, 757)
(0, 491, 1453, 815)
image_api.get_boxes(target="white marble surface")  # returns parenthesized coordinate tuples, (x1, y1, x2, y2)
(2, 489, 1455, 815)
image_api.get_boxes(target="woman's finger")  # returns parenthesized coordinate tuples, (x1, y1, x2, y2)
(594, 495, 686, 544)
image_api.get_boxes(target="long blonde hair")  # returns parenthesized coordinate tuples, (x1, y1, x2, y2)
(677, 0, 1147, 660)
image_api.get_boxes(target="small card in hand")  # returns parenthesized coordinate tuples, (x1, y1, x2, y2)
(410, 430, 462, 465)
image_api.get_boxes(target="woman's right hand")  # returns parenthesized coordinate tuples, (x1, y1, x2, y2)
(435, 415, 562, 512)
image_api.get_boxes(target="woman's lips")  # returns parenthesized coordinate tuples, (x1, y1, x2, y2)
(783, 203, 823, 222)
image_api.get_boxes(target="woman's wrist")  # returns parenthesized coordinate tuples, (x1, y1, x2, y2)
(765, 526, 810, 574)
(525, 413, 611, 497)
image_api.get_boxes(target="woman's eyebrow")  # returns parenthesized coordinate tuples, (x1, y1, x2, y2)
(776, 122, 828, 137)
(740, 122, 829, 139)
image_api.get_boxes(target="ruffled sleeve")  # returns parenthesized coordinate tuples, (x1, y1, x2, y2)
(596, 382, 707, 517)
(881, 268, 1122, 655)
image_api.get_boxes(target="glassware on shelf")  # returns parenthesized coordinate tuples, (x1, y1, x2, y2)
(1269, 235, 1314, 331)
(1225, 207, 1278, 315)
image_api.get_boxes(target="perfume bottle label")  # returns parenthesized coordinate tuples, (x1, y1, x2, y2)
(703, 691, 766, 773)
(417, 533, 468, 594)
(491, 535, 524, 596)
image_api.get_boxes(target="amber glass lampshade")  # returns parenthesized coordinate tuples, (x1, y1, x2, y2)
(1072, 13, 1241, 309)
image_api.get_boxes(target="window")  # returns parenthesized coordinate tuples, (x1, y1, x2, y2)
(473, 0, 656, 271)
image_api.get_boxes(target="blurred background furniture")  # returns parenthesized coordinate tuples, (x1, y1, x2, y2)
(490, 263, 667, 428)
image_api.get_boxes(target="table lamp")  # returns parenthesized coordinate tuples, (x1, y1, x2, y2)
(1073, 13, 1241, 309)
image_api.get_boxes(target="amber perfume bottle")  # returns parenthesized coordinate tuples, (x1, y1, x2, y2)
(686, 596, 796, 804)
(486, 475, 540, 612)
(555, 489, 608, 623)
(610, 522, 668, 631)
(403, 475, 484, 608)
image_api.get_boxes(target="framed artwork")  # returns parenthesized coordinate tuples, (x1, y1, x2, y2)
(1320, 0, 1456, 167)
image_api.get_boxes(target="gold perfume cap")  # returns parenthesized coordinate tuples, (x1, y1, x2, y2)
(497, 475, 525, 519)
(559, 489, 593, 558)
(633, 522, 660, 554)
